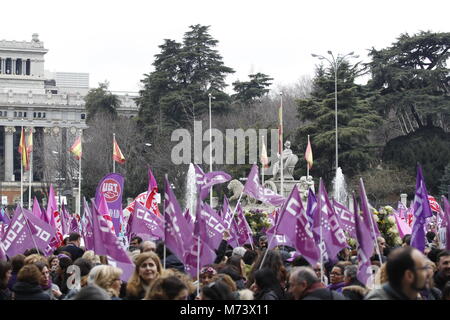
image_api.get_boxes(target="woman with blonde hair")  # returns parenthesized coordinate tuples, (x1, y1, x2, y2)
(126, 251, 163, 300)
(87, 265, 122, 299)
(81, 250, 101, 265)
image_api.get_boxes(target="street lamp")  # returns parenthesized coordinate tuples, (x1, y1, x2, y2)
(311, 51, 359, 173)
(208, 93, 215, 207)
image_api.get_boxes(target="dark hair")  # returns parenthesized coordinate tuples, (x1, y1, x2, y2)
(147, 276, 187, 300)
(426, 231, 435, 244)
(248, 249, 287, 288)
(442, 281, 450, 300)
(254, 268, 285, 300)
(34, 261, 48, 272)
(226, 255, 243, 275)
(437, 250, 450, 263)
(131, 236, 143, 244)
(243, 250, 258, 265)
(17, 264, 41, 285)
(68, 232, 81, 242)
(292, 256, 311, 267)
(11, 254, 26, 273)
(0, 260, 12, 289)
(24, 248, 45, 256)
(402, 234, 412, 246)
(386, 247, 416, 289)
(217, 265, 242, 282)
(73, 258, 94, 277)
(59, 256, 73, 271)
(201, 280, 235, 300)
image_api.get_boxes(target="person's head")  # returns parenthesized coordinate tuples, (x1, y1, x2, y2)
(47, 255, 59, 272)
(199, 265, 217, 286)
(24, 254, 48, 266)
(141, 240, 156, 253)
(10, 254, 26, 273)
(88, 265, 123, 297)
(377, 237, 387, 252)
(17, 264, 41, 285)
(68, 232, 82, 246)
(243, 250, 258, 266)
(133, 252, 163, 285)
(254, 268, 280, 292)
(258, 236, 268, 249)
(81, 250, 101, 265)
(291, 255, 311, 268)
(201, 280, 235, 300)
(73, 284, 111, 300)
(232, 247, 246, 258)
(288, 267, 320, 300)
(312, 263, 323, 280)
(0, 260, 12, 289)
(73, 258, 94, 278)
(426, 231, 436, 245)
(34, 261, 51, 288)
(402, 234, 412, 247)
(386, 247, 429, 297)
(344, 265, 358, 283)
(24, 248, 45, 256)
(226, 255, 245, 277)
(330, 264, 345, 284)
(130, 236, 143, 247)
(212, 273, 237, 292)
(145, 275, 189, 300)
(57, 256, 73, 275)
(437, 250, 450, 278)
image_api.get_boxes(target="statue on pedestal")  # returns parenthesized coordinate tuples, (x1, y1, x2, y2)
(271, 141, 298, 181)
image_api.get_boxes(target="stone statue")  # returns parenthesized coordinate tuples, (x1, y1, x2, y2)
(227, 179, 255, 206)
(298, 175, 315, 201)
(271, 141, 298, 180)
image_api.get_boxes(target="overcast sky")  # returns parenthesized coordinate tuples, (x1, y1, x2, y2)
(2, 0, 448, 93)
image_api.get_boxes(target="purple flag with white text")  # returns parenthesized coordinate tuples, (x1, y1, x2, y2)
(333, 200, 356, 239)
(442, 197, 450, 250)
(95, 173, 124, 236)
(234, 203, 253, 246)
(194, 164, 231, 201)
(243, 164, 285, 207)
(130, 201, 164, 241)
(221, 196, 239, 248)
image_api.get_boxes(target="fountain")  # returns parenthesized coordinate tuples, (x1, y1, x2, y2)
(332, 167, 348, 205)
(185, 163, 197, 219)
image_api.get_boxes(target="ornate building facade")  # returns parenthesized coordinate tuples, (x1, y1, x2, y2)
(0, 34, 138, 208)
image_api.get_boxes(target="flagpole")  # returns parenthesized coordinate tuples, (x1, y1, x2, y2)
(20, 124, 24, 208)
(163, 174, 168, 270)
(78, 130, 82, 216)
(279, 93, 284, 198)
(113, 133, 116, 173)
(306, 135, 310, 178)
(261, 135, 265, 186)
(196, 234, 200, 297)
(208, 93, 213, 208)
(28, 132, 33, 210)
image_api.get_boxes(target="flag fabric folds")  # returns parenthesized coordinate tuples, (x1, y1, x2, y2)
(18, 127, 29, 170)
(260, 139, 269, 169)
(113, 136, 126, 164)
(194, 164, 231, 201)
(243, 164, 285, 207)
(333, 200, 357, 239)
(305, 135, 313, 170)
(69, 136, 82, 160)
(130, 201, 164, 241)
(410, 165, 433, 252)
(442, 197, 450, 250)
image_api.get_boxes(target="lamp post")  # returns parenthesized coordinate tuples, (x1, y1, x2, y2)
(311, 51, 359, 174)
(208, 93, 215, 207)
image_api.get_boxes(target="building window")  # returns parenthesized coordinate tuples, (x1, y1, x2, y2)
(33, 112, 36, 118)
(5, 58, 11, 74)
(43, 112, 46, 118)
(23, 112, 27, 117)
(3, 111, 6, 117)
(16, 58, 22, 75)
(26, 59, 31, 75)
(81, 113, 86, 120)
(14, 111, 17, 117)
(0, 58, 2, 74)
(0, 111, 2, 116)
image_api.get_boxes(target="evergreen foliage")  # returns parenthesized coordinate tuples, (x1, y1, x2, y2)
(232, 73, 273, 105)
(84, 82, 120, 122)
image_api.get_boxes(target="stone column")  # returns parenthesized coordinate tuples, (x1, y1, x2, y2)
(12, 59, 16, 75)
(22, 60, 26, 76)
(0, 58, 3, 74)
(4, 126, 16, 181)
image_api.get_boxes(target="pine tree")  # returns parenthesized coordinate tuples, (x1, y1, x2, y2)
(232, 73, 273, 106)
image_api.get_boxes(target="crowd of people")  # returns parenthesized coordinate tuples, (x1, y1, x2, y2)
(1, 231, 450, 301)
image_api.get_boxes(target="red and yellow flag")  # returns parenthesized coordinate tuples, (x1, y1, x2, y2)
(305, 135, 313, 170)
(18, 127, 29, 170)
(113, 136, 125, 164)
(260, 139, 269, 169)
(69, 136, 82, 160)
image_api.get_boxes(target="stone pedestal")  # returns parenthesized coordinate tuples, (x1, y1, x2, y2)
(400, 193, 408, 207)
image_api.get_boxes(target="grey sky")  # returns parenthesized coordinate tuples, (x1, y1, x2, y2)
(2, 0, 448, 93)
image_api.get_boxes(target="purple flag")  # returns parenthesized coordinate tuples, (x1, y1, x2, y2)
(273, 186, 303, 243)
(234, 204, 253, 246)
(354, 193, 375, 287)
(183, 209, 195, 226)
(32, 197, 42, 220)
(194, 164, 231, 201)
(305, 189, 317, 227)
(61, 203, 71, 235)
(148, 168, 158, 192)
(295, 199, 320, 266)
(95, 173, 125, 236)
(410, 165, 433, 252)
(313, 179, 347, 262)
(164, 176, 194, 261)
(90, 198, 131, 263)
(442, 197, 450, 250)
(183, 234, 216, 278)
(243, 164, 285, 206)
(81, 198, 94, 251)
(266, 227, 293, 249)
(69, 214, 81, 234)
(333, 200, 357, 239)
(0, 208, 10, 225)
(221, 196, 239, 247)
(130, 201, 164, 241)
(359, 178, 381, 240)
(393, 211, 412, 238)
(397, 201, 408, 220)
(196, 201, 226, 251)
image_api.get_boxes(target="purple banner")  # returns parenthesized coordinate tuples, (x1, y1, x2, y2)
(243, 164, 285, 206)
(95, 173, 125, 236)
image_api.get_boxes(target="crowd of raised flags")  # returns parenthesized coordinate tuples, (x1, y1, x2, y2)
(1, 158, 450, 292)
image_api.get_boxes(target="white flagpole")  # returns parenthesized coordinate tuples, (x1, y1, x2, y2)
(78, 130, 82, 216)
(113, 133, 116, 173)
(306, 135, 310, 178)
(261, 135, 265, 186)
(279, 93, 284, 198)
(20, 124, 24, 208)
(28, 129, 33, 210)
(208, 93, 213, 208)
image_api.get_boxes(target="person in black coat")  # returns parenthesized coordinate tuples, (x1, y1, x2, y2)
(58, 233, 85, 261)
(0, 260, 13, 300)
(253, 268, 285, 300)
(12, 264, 50, 300)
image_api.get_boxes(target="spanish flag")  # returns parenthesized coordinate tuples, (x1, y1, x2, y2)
(113, 136, 125, 164)
(69, 136, 82, 160)
(260, 138, 269, 169)
(18, 127, 29, 170)
(305, 135, 313, 170)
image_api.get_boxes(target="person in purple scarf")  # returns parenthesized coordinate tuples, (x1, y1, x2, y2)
(35, 262, 63, 300)
(327, 264, 347, 292)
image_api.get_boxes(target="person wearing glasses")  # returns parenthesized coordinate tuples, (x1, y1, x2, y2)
(365, 247, 430, 300)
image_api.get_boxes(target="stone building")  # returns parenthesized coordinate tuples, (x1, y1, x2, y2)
(0, 34, 138, 209)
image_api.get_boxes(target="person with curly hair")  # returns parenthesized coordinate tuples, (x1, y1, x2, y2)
(12, 264, 50, 300)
